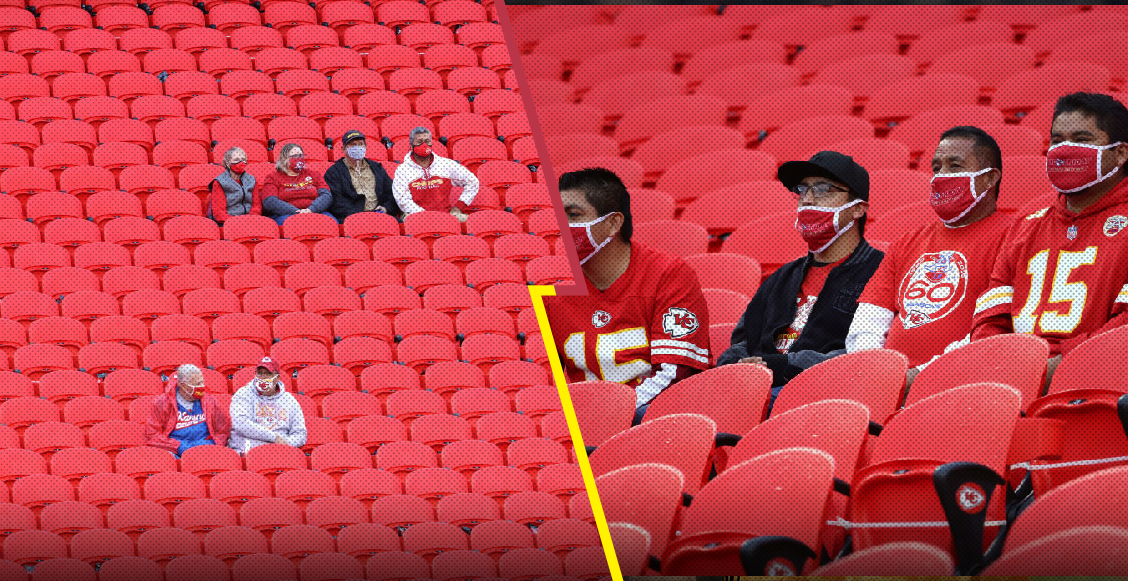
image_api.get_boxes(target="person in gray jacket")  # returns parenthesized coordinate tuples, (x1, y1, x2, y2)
(207, 146, 257, 225)
(229, 356, 307, 454)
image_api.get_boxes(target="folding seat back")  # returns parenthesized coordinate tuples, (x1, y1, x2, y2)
(909, 333, 1049, 411)
(231, 553, 297, 581)
(497, 547, 562, 581)
(461, 333, 520, 374)
(849, 383, 1022, 571)
(659, 447, 835, 575)
(396, 335, 457, 374)
(431, 550, 497, 581)
(51, 447, 114, 488)
(27, 316, 88, 356)
(3, 530, 68, 570)
(409, 413, 472, 454)
(305, 495, 367, 536)
(772, 348, 907, 424)
(402, 520, 468, 563)
(565, 381, 634, 448)
(69, 528, 134, 570)
(166, 554, 232, 581)
(338, 468, 402, 511)
(589, 413, 715, 497)
(77, 471, 141, 515)
(238, 497, 303, 542)
(364, 550, 429, 581)
(265, 523, 333, 569)
(12, 343, 72, 381)
(1022, 326, 1128, 491)
(106, 499, 171, 543)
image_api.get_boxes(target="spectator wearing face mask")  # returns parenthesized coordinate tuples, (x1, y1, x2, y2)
(208, 146, 258, 225)
(258, 142, 335, 225)
(717, 151, 884, 409)
(144, 363, 232, 457)
(325, 130, 400, 222)
(229, 356, 307, 454)
(392, 126, 479, 223)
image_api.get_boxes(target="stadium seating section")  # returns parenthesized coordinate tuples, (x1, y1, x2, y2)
(0, 0, 598, 579)
(511, 3, 1128, 576)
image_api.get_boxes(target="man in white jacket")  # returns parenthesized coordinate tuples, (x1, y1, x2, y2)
(392, 126, 480, 222)
(229, 356, 307, 454)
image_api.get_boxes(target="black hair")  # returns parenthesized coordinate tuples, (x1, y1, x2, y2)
(558, 167, 633, 242)
(1053, 92, 1128, 167)
(937, 125, 1004, 191)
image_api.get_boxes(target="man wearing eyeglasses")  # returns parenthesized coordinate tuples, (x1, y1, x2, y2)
(143, 363, 232, 457)
(717, 151, 884, 409)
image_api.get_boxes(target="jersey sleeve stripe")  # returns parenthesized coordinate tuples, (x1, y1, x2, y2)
(975, 286, 1014, 314)
(651, 339, 709, 356)
(652, 348, 710, 364)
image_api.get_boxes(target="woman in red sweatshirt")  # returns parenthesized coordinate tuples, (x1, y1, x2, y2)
(258, 143, 335, 225)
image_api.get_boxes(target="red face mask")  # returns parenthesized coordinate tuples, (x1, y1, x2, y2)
(929, 167, 994, 224)
(288, 155, 305, 172)
(413, 143, 432, 158)
(229, 161, 246, 174)
(570, 213, 614, 265)
(1046, 141, 1123, 194)
(795, 200, 863, 253)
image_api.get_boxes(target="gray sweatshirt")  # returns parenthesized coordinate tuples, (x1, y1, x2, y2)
(228, 379, 308, 454)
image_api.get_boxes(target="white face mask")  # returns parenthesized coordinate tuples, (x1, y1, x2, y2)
(570, 213, 615, 265)
(345, 144, 366, 160)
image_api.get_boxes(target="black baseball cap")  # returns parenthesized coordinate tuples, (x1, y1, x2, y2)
(342, 130, 365, 144)
(777, 150, 870, 201)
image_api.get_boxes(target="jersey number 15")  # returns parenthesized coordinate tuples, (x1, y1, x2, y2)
(562, 328, 650, 383)
(1015, 246, 1097, 335)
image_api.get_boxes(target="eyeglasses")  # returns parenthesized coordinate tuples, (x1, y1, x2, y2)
(791, 182, 848, 199)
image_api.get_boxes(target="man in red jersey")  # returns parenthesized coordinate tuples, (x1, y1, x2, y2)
(848, 126, 1013, 380)
(543, 167, 710, 421)
(972, 92, 1128, 380)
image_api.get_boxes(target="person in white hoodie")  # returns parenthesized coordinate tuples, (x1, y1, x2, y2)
(392, 126, 480, 222)
(229, 356, 307, 454)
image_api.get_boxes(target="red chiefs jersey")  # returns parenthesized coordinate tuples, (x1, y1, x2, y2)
(972, 178, 1128, 355)
(861, 211, 1012, 366)
(543, 242, 711, 386)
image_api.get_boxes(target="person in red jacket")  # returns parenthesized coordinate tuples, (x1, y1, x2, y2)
(258, 142, 335, 225)
(144, 363, 232, 457)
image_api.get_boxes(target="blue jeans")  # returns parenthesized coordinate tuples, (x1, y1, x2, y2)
(271, 211, 338, 226)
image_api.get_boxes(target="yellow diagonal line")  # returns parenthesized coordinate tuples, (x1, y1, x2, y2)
(528, 284, 622, 581)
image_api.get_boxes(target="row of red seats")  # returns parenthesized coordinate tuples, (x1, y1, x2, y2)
(0, 63, 513, 110)
(0, 439, 578, 495)
(0, 89, 524, 142)
(0, 1, 498, 40)
(0, 6, 505, 51)
(576, 326, 1128, 573)
(0, 397, 573, 454)
(0, 302, 547, 353)
(0, 514, 599, 571)
(0, 322, 544, 374)
(0, 119, 529, 175)
(0, 354, 550, 397)
(0, 106, 529, 153)
(0, 194, 554, 239)
(0, 545, 604, 581)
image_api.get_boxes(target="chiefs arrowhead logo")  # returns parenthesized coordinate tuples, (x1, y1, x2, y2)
(957, 482, 986, 514)
(662, 307, 699, 338)
(591, 311, 611, 328)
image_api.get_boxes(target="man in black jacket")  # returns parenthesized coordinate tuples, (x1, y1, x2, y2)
(717, 151, 884, 409)
(325, 130, 401, 222)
